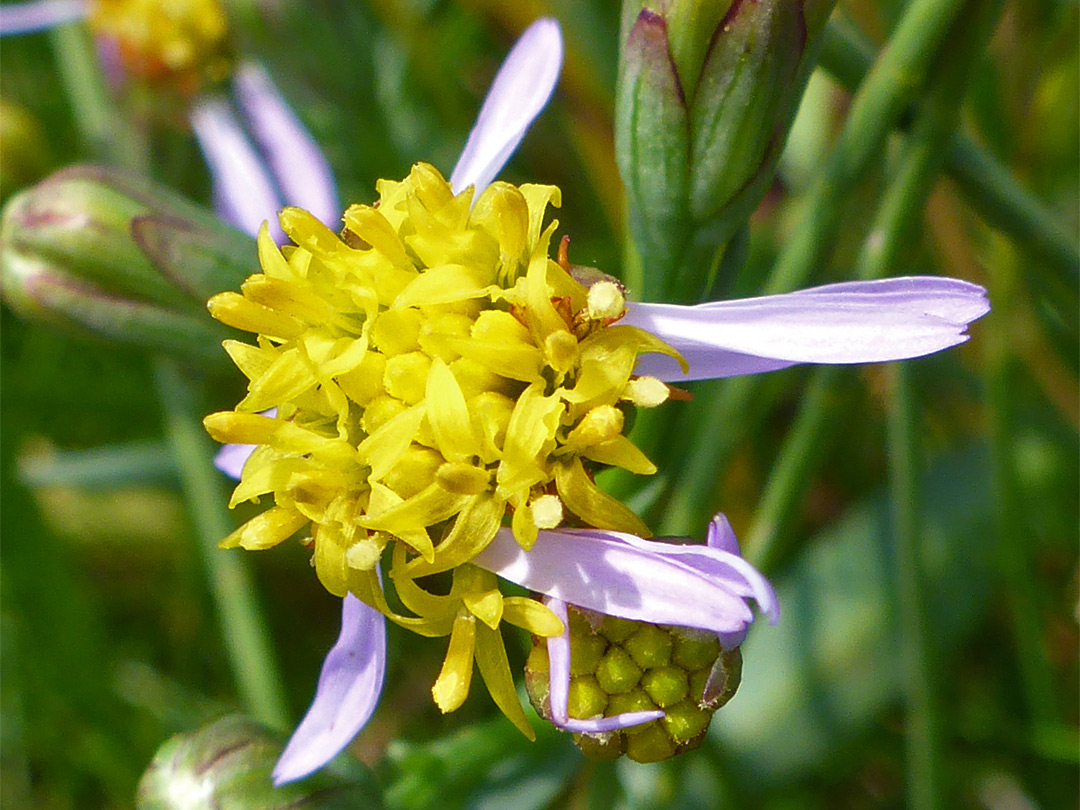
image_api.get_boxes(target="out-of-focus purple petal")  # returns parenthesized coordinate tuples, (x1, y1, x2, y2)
(273, 593, 387, 785)
(214, 443, 254, 480)
(624, 277, 991, 382)
(544, 597, 665, 733)
(0, 0, 86, 35)
(188, 97, 285, 240)
(233, 62, 340, 228)
(448, 18, 563, 196)
(474, 525, 768, 636)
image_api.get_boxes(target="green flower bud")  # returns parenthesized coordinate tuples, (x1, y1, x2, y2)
(596, 646, 643, 694)
(569, 609, 609, 675)
(616, 0, 837, 300)
(624, 623, 673, 669)
(625, 720, 677, 763)
(524, 606, 746, 764)
(137, 715, 382, 810)
(641, 665, 688, 707)
(0, 166, 257, 368)
(567, 675, 609, 719)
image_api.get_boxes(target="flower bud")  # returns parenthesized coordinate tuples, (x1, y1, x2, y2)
(136, 715, 380, 810)
(525, 605, 743, 763)
(0, 165, 257, 368)
(615, 0, 835, 298)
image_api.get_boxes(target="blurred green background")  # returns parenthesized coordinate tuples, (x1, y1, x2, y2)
(1, 0, 1077, 808)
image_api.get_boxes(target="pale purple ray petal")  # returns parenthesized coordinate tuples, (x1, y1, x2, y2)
(448, 18, 563, 196)
(558, 524, 778, 626)
(609, 533, 779, 624)
(474, 526, 761, 635)
(188, 97, 285, 240)
(214, 443, 254, 479)
(624, 277, 991, 382)
(232, 62, 341, 228)
(0, 0, 86, 35)
(273, 593, 387, 785)
(544, 597, 665, 733)
(706, 512, 741, 555)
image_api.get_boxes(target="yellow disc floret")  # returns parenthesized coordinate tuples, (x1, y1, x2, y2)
(204, 163, 684, 727)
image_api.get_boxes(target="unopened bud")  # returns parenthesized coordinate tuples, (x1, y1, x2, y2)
(616, 0, 836, 299)
(136, 715, 380, 810)
(1, 166, 257, 368)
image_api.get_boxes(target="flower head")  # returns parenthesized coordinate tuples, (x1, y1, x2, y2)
(198, 13, 990, 785)
(89, 0, 232, 94)
(203, 163, 678, 581)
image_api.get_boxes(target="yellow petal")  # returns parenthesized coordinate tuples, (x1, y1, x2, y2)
(431, 611, 476, 713)
(357, 403, 425, 481)
(497, 383, 563, 496)
(360, 483, 470, 561)
(207, 292, 304, 340)
(389, 541, 457, 621)
(228, 455, 309, 507)
(342, 204, 413, 269)
(519, 183, 561, 249)
(457, 566, 504, 630)
(581, 435, 658, 475)
(511, 494, 539, 551)
(220, 506, 308, 550)
(502, 597, 565, 637)
(407, 494, 505, 577)
(223, 339, 275, 382)
(425, 357, 479, 463)
(257, 222, 295, 280)
(475, 623, 535, 740)
(237, 347, 316, 412)
(392, 263, 495, 309)
(554, 457, 652, 537)
(279, 206, 347, 256)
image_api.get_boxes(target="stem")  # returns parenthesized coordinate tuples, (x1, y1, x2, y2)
(819, 18, 1079, 287)
(887, 364, 944, 810)
(742, 366, 849, 571)
(154, 358, 290, 730)
(948, 140, 1080, 293)
(48, 23, 147, 171)
(768, 0, 967, 295)
(984, 245, 1059, 725)
(664, 0, 970, 535)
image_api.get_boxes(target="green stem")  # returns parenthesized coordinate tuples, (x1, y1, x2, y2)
(887, 364, 944, 810)
(768, 0, 967, 295)
(984, 245, 1059, 725)
(48, 23, 147, 171)
(154, 358, 290, 731)
(819, 18, 1079, 287)
(663, 0, 970, 536)
(745, 0, 1002, 569)
(742, 366, 849, 571)
(947, 140, 1080, 293)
